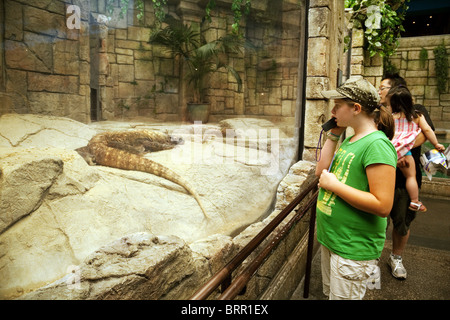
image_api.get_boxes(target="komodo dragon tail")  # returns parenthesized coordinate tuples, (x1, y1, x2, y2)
(88, 132, 210, 219)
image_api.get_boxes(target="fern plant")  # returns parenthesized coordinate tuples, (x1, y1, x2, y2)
(149, 15, 245, 103)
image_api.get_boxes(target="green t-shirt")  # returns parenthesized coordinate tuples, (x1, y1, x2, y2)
(317, 131, 397, 261)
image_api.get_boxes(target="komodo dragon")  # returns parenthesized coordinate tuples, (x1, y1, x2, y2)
(77, 130, 210, 219)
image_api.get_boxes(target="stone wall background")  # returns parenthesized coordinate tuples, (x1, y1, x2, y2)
(2, 0, 91, 123)
(100, 0, 305, 123)
(349, 28, 384, 87)
(0, 0, 306, 124)
(387, 35, 450, 130)
(302, 0, 347, 160)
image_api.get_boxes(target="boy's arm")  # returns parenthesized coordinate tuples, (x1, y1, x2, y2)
(315, 127, 346, 176)
(318, 163, 396, 217)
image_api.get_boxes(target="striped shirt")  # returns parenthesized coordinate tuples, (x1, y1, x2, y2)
(391, 115, 421, 159)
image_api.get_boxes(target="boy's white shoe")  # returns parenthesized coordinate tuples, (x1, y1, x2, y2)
(388, 253, 407, 280)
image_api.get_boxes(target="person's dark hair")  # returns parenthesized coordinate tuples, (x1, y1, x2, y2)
(387, 86, 418, 122)
(382, 72, 407, 88)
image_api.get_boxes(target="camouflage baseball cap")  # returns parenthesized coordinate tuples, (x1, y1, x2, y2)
(321, 78, 380, 110)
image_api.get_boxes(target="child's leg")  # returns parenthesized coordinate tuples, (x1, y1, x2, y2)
(399, 155, 418, 202)
(399, 155, 427, 212)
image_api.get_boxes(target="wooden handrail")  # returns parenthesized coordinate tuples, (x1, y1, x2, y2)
(190, 176, 319, 300)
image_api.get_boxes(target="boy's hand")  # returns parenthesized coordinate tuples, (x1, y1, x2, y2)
(318, 169, 339, 192)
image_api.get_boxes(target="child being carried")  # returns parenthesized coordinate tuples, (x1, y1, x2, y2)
(387, 86, 445, 212)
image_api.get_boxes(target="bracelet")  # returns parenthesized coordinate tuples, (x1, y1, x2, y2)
(327, 132, 341, 142)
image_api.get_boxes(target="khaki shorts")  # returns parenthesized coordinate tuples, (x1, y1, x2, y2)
(321, 246, 380, 300)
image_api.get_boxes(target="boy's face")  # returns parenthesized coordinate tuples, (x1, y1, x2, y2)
(378, 79, 392, 106)
(331, 99, 356, 128)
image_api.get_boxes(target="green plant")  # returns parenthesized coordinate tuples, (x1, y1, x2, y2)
(345, 0, 410, 57)
(106, 0, 166, 24)
(383, 57, 398, 75)
(231, 0, 252, 33)
(151, 0, 167, 24)
(419, 47, 428, 68)
(118, 99, 130, 110)
(433, 43, 449, 94)
(149, 15, 245, 103)
(204, 0, 251, 34)
(106, 0, 142, 20)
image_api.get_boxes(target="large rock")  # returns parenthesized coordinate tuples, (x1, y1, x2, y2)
(0, 114, 298, 299)
(275, 160, 316, 210)
(19, 233, 196, 300)
(0, 113, 96, 149)
(0, 148, 63, 233)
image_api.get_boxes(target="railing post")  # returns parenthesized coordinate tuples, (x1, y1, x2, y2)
(303, 185, 318, 299)
(190, 177, 319, 300)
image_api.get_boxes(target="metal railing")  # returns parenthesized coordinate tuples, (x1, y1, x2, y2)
(190, 176, 319, 300)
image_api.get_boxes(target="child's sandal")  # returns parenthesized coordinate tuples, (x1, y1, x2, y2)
(409, 201, 427, 212)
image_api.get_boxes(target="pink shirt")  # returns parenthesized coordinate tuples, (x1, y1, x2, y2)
(391, 116, 421, 159)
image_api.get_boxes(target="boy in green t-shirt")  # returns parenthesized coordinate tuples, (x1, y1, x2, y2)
(317, 78, 397, 300)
